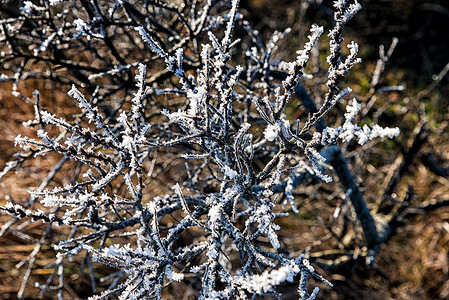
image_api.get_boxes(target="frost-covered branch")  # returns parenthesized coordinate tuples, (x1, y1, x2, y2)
(0, 0, 406, 299)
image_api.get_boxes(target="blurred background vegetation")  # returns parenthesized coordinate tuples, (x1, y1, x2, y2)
(0, 0, 448, 299)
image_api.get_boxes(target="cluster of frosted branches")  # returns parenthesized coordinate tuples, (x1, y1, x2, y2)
(0, 0, 401, 299)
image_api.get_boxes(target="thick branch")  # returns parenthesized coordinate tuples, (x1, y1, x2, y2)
(320, 146, 379, 246)
(295, 82, 380, 246)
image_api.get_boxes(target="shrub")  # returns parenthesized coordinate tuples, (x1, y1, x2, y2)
(0, 0, 417, 299)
